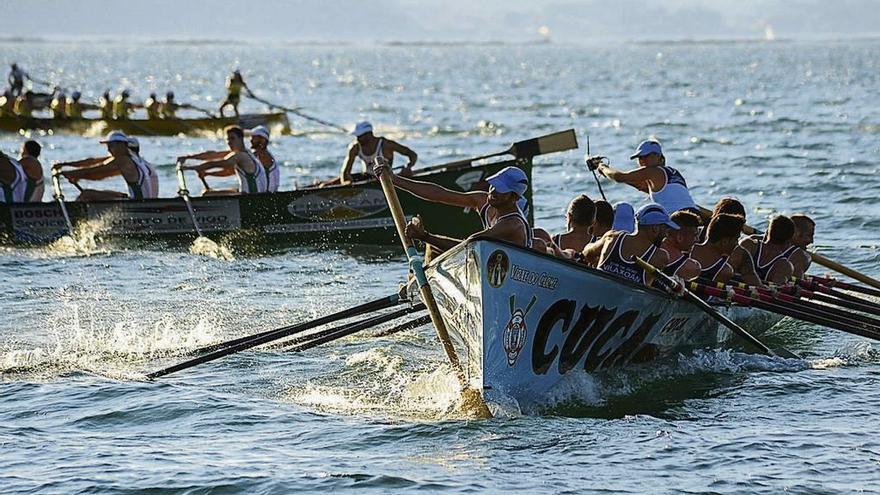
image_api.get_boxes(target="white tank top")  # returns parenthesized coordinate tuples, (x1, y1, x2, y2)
(0, 157, 27, 203)
(237, 150, 268, 194)
(357, 138, 389, 172)
(126, 152, 158, 199)
(650, 166, 696, 213)
(259, 148, 279, 192)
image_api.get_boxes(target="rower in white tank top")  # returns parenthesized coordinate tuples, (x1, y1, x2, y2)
(649, 165, 697, 213)
(237, 150, 268, 194)
(0, 155, 27, 203)
(357, 137, 389, 172)
(262, 148, 279, 192)
(126, 151, 158, 199)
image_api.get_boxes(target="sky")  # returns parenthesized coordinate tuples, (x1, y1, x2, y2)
(6, 0, 880, 42)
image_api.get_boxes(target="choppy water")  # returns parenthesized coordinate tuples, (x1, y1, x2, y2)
(2, 38, 880, 493)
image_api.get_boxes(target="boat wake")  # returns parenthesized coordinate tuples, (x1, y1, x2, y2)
(189, 236, 235, 260)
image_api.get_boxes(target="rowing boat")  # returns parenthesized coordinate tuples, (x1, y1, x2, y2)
(0, 157, 535, 246)
(424, 238, 783, 412)
(0, 112, 290, 136)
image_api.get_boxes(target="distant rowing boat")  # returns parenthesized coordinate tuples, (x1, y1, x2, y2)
(0, 112, 290, 136)
(424, 239, 782, 412)
(0, 156, 534, 246)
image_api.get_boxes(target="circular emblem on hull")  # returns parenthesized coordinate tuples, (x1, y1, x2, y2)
(486, 249, 509, 288)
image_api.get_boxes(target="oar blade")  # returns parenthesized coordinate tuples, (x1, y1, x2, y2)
(510, 129, 578, 158)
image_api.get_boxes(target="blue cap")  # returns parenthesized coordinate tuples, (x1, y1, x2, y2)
(486, 166, 528, 197)
(630, 140, 663, 159)
(612, 202, 635, 233)
(635, 203, 679, 229)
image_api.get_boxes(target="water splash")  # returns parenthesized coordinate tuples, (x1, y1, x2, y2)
(189, 236, 235, 260)
(39, 217, 110, 257)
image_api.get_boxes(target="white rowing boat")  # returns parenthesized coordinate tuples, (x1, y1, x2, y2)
(424, 238, 783, 411)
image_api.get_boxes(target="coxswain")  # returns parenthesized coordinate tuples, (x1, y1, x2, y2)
(218, 70, 252, 118)
(590, 139, 698, 214)
(389, 165, 533, 250)
(582, 203, 675, 286)
(178, 125, 267, 196)
(739, 215, 797, 285)
(248, 125, 279, 192)
(591, 200, 614, 242)
(18, 140, 44, 202)
(689, 213, 745, 284)
(552, 194, 596, 252)
(50, 91, 68, 119)
(661, 210, 702, 280)
(0, 149, 27, 203)
(54, 131, 158, 201)
(337, 121, 417, 185)
(127, 137, 159, 197)
(788, 214, 815, 278)
(13, 91, 35, 117)
(112, 90, 137, 120)
(144, 92, 161, 119)
(99, 90, 114, 120)
(8, 63, 30, 97)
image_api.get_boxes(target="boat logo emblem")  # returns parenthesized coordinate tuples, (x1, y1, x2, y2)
(504, 294, 537, 367)
(486, 249, 509, 288)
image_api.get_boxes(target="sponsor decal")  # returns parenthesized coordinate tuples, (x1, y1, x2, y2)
(658, 316, 691, 336)
(509, 264, 558, 291)
(10, 204, 71, 242)
(503, 294, 537, 366)
(287, 188, 387, 221)
(486, 249, 509, 288)
(531, 299, 664, 375)
(86, 200, 240, 234)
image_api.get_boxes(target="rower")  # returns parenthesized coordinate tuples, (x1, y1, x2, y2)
(50, 91, 69, 119)
(8, 63, 30, 97)
(66, 91, 86, 118)
(739, 215, 797, 285)
(689, 213, 745, 284)
(788, 214, 815, 278)
(591, 200, 614, 242)
(703, 196, 763, 285)
(661, 210, 702, 280)
(18, 140, 44, 202)
(591, 139, 698, 214)
(249, 125, 279, 192)
(144, 92, 161, 119)
(0, 149, 27, 203)
(160, 91, 180, 119)
(339, 121, 417, 185)
(55, 131, 158, 201)
(112, 90, 137, 120)
(0, 89, 13, 117)
(218, 70, 252, 118)
(178, 125, 267, 196)
(99, 90, 114, 120)
(127, 137, 160, 197)
(552, 194, 596, 252)
(13, 91, 34, 117)
(583, 203, 675, 286)
(392, 166, 533, 250)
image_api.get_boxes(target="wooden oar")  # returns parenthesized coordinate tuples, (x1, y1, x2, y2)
(700, 206, 880, 292)
(635, 257, 798, 358)
(175, 162, 205, 238)
(146, 294, 405, 379)
(50, 171, 75, 235)
(793, 277, 880, 311)
(246, 92, 347, 132)
(281, 303, 426, 352)
(191, 294, 403, 355)
(417, 129, 579, 175)
(373, 158, 492, 417)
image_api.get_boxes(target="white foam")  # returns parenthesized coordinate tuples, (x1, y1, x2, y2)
(189, 236, 235, 260)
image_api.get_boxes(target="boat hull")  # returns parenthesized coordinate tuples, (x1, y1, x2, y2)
(0, 158, 533, 247)
(425, 240, 780, 411)
(0, 112, 289, 136)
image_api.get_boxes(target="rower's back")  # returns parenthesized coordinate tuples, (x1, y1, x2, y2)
(740, 215, 796, 285)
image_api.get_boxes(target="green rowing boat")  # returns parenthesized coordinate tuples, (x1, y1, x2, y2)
(0, 112, 290, 136)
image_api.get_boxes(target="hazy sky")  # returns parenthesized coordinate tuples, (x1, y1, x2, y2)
(7, 0, 880, 42)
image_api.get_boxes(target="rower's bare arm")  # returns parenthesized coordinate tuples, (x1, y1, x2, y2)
(598, 165, 658, 192)
(388, 140, 418, 168)
(679, 259, 702, 281)
(63, 163, 120, 182)
(193, 156, 236, 173)
(790, 250, 811, 279)
(179, 150, 227, 162)
(732, 243, 763, 287)
(581, 234, 611, 266)
(716, 263, 735, 285)
(53, 156, 106, 170)
(200, 166, 237, 177)
(768, 259, 795, 285)
(339, 145, 358, 183)
(391, 174, 487, 209)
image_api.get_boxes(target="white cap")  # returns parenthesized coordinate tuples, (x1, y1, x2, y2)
(127, 136, 140, 149)
(248, 125, 270, 141)
(99, 131, 129, 144)
(351, 121, 373, 137)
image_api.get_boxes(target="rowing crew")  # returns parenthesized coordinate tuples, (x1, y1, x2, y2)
(380, 138, 814, 291)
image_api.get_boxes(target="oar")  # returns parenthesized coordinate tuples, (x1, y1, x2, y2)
(585, 135, 607, 201)
(175, 162, 205, 238)
(246, 92, 347, 132)
(372, 314, 431, 337)
(635, 257, 798, 359)
(373, 157, 492, 417)
(181, 104, 216, 118)
(803, 273, 880, 299)
(793, 277, 880, 311)
(192, 294, 402, 355)
(725, 278, 880, 316)
(417, 129, 579, 174)
(50, 171, 75, 235)
(280, 303, 426, 352)
(146, 294, 404, 379)
(701, 207, 880, 292)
